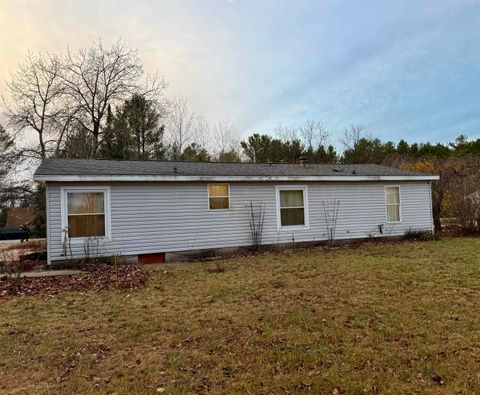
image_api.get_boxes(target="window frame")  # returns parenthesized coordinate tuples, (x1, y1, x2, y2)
(207, 183, 231, 211)
(385, 185, 402, 223)
(275, 185, 309, 231)
(60, 186, 111, 243)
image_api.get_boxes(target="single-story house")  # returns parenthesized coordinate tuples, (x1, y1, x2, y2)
(33, 159, 439, 264)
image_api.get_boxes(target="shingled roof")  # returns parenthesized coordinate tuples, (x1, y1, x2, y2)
(34, 159, 438, 181)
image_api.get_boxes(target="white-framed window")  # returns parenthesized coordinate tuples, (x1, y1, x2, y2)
(208, 183, 230, 210)
(276, 186, 309, 230)
(61, 187, 111, 241)
(385, 186, 401, 223)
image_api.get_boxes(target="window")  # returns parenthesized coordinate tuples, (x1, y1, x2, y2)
(385, 186, 401, 222)
(62, 188, 110, 239)
(276, 186, 308, 229)
(208, 184, 230, 210)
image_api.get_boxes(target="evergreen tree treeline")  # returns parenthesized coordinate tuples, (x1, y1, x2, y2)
(81, 104, 480, 165)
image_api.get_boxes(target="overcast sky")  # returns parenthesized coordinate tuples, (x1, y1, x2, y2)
(1, 0, 479, 145)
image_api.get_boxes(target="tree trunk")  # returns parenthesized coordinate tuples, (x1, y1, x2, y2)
(39, 132, 46, 159)
(92, 121, 100, 157)
(433, 203, 442, 234)
(432, 187, 443, 235)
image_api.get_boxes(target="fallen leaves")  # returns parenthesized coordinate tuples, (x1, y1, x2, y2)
(0, 264, 149, 297)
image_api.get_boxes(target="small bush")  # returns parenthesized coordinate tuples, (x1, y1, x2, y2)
(456, 197, 480, 235)
(403, 229, 435, 241)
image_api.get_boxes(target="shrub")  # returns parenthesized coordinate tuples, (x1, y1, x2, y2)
(403, 229, 435, 241)
(456, 196, 480, 235)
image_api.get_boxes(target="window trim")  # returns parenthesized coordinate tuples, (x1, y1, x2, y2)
(60, 186, 111, 243)
(207, 183, 231, 211)
(385, 185, 402, 223)
(275, 185, 309, 231)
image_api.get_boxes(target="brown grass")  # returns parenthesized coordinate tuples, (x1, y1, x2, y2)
(1, 237, 480, 394)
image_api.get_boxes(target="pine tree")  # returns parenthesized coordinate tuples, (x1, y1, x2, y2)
(123, 94, 164, 159)
(98, 94, 165, 160)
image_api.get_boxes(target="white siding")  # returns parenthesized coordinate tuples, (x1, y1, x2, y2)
(46, 181, 434, 261)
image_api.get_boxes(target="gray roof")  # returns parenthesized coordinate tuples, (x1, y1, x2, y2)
(34, 158, 436, 180)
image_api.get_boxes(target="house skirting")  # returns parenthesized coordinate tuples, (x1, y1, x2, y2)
(49, 234, 415, 267)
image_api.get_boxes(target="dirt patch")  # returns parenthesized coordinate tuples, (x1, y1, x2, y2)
(0, 264, 149, 297)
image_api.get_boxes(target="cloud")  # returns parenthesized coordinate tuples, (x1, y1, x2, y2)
(0, 0, 479, 144)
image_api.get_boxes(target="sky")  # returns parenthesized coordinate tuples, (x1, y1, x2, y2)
(1, 0, 480, 146)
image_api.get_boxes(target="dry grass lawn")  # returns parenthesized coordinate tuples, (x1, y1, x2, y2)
(1, 237, 480, 394)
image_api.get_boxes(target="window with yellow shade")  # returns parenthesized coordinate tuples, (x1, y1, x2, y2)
(208, 184, 230, 210)
(62, 187, 110, 240)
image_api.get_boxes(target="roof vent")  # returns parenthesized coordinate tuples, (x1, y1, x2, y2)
(299, 156, 307, 168)
(173, 166, 178, 174)
(268, 161, 272, 167)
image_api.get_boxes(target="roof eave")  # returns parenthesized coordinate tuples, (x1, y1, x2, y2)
(33, 174, 440, 182)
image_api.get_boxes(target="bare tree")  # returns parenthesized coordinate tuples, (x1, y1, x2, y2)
(59, 40, 166, 155)
(341, 124, 367, 151)
(213, 120, 238, 153)
(274, 124, 298, 142)
(299, 120, 329, 148)
(211, 120, 241, 162)
(193, 114, 211, 151)
(3, 53, 71, 159)
(165, 96, 196, 154)
(273, 120, 329, 150)
(3, 41, 166, 159)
